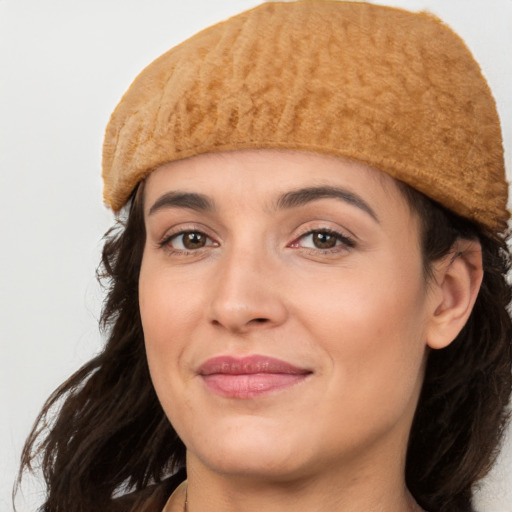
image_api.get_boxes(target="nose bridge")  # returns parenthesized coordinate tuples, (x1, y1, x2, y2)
(209, 238, 287, 332)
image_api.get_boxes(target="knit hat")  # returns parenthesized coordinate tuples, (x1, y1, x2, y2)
(102, 0, 509, 235)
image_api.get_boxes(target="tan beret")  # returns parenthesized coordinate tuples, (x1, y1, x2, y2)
(102, 0, 509, 235)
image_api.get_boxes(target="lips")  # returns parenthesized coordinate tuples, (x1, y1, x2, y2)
(198, 355, 312, 399)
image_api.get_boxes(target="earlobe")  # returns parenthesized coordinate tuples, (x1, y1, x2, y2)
(426, 239, 483, 350)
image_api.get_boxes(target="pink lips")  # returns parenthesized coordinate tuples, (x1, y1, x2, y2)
(198, 355, 311, 399)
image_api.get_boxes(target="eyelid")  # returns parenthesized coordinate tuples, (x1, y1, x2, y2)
(158, 224, 219, 252)
(162, 231, 215, 248)
(289, 226, 356, 251)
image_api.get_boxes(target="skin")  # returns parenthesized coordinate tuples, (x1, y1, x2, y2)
(139, 149, 482, 512)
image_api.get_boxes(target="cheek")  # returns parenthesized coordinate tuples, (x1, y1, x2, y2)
(139, 248, 206, 339)
(295, 254, 429, 411)
(138, 256, 203, 400)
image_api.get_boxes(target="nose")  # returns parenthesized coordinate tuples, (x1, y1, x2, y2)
(208, 246, 288, 334)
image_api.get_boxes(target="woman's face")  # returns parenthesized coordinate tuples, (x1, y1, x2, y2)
(139, 150, 437, 481)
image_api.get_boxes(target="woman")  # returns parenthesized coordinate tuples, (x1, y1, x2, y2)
(18, 2, 511, 512)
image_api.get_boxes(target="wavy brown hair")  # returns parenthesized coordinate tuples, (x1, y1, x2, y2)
(17, 180, 512, 512)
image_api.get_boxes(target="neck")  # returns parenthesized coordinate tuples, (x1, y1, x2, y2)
(184, 452, 423, 512)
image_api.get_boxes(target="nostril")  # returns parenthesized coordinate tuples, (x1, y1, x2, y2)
(253, 318, 268, 323)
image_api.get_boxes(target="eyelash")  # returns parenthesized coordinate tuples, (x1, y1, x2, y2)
(159, 229, 217, 254)
(159, 227, 355, 255)
(289, 228, 356, 253)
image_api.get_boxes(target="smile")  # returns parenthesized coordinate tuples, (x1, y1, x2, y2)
(197, 355, 312, 399)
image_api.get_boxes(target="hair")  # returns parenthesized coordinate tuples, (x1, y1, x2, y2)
(17, 177, 512, 512)
(398, 184, 512, 512)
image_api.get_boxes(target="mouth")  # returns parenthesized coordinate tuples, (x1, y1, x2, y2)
(197, 355, 312, 399)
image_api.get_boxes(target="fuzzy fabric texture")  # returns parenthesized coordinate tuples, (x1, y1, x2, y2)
(102, 0, 508, 235)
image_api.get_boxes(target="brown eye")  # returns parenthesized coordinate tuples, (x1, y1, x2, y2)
(181, 231, 207, 249)
(164, 230, 215, 251)
(311, 232, 337, 249)
(292, 229, 355, 251)
(184, 232, 206, 249)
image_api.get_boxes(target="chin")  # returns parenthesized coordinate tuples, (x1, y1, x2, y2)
(185, 420, 314, 481)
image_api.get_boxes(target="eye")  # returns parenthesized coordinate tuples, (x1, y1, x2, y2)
(291, 229, 355, 250)
(162, 230, 216, 251)
(303, 231, 339, 249)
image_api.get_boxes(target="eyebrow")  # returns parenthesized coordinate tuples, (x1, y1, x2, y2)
(148, 191, 215, 216)
(148, 185, 378, 222)
(275, 186, 379, 222)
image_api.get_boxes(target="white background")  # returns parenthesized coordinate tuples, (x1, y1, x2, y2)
(1, 1, 511, 511)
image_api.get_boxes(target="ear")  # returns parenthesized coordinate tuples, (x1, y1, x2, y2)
(426, 239, 483, 350)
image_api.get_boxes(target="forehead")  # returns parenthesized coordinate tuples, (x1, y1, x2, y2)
(143, 149, 407, 214)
